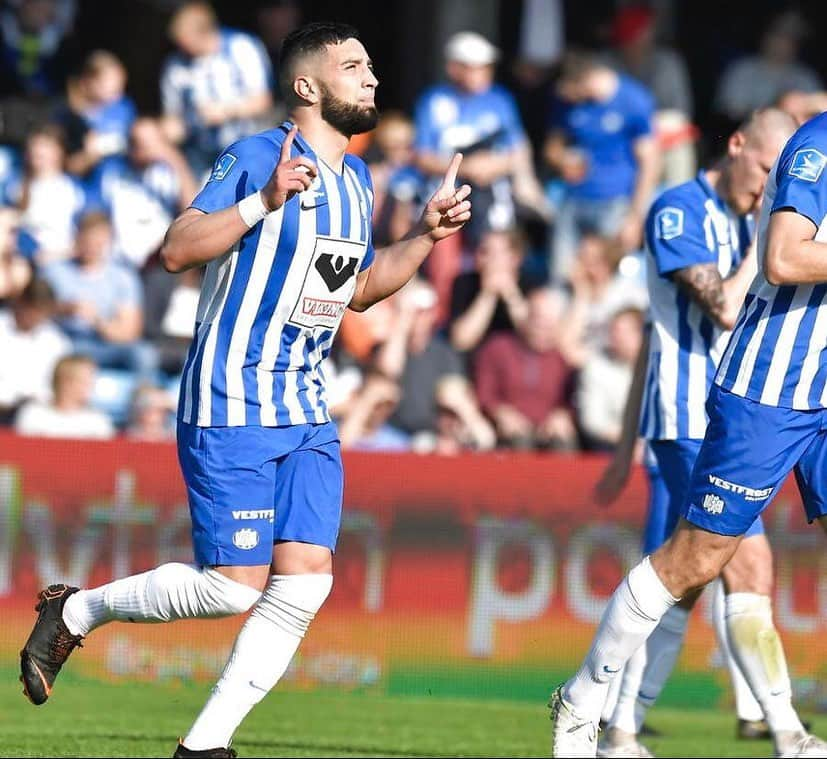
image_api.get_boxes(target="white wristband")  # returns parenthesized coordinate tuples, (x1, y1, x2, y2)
(237, 191, 270, 228)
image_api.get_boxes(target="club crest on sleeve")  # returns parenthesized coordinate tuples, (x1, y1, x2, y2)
(656, 207, 684, 240)
(789, 148, 826, 182)
(210, 153, 237, 181)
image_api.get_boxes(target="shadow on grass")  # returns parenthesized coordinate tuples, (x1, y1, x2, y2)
(94, 733, 445, 758)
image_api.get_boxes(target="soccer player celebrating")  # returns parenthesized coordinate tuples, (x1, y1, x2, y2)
(594, 108, 816, 757)
(551, 109, 827, 758)
(19, 22, 471, 758)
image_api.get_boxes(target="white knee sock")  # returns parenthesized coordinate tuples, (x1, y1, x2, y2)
(711, 581, 764, 722)
(630, 604, 691, 730)
(62, 563, 261, 636)
(563, 557, 678, 724)
(601, 657, 626, 724)
(607, 643, 647, 733)
(184, 573, 333, 751)
(725, 592, 803, 735)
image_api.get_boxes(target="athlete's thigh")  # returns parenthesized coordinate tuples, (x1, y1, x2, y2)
(177, 421, 278, 567)
(273, 421, 344, 552)
(684, 386, 820, 537)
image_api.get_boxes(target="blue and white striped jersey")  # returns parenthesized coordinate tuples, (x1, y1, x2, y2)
(716, 113, 827, 409)
(160, 27, 272, 158)
(178, 122, 375, 428)
(641, 171, 753, 440)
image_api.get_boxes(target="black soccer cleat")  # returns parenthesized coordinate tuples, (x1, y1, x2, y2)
(20, 584, 83, 705)
(172, 742, 237, 758)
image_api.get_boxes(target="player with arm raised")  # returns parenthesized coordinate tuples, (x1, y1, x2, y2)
(551, 108, 827, 758)
(19, 21, 471, 758)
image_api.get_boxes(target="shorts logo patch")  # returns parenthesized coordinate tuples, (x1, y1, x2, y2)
(702, 493, 724, 515)
(210, 153, 237, 181)
(789, 148, 826, 182)
(232, 528, 260, 550)
(656, 207, 684, 240)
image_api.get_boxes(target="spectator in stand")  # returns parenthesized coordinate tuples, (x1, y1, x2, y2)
(576, 306, 644, 451)
(0, 277, 69, 423)
(255, 0, 300, 111)
(448, 227, 542, 354)
(125, 384, 176, 442)
(413, 31, 548, 319)
(714, 9, 822, 129)
(42, 211, 159, 382)
(603, 5, 697, 186)
(367, 111, 423, 246)
(777, 89, 827, 126)
(0, 207, 32, 301)
(338, 373, 410, 451)
(58, 50, 137, 177)
(475, 287, 580, 450)
(544, 50, 659, 284)
(87, 117, 197, 269)
(375, 279, 495, 451)
(4, 124, 85, 263)
(14, 353, 114, 439)
(566, 233, 648, 353)
(160, 0, 274, 176)
(0, 0, 77, 98)
(415, 31, 547, 247)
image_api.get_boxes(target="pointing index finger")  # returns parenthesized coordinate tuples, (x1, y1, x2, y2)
(280, 126, 297, 164)
(443, 153, 462, 189)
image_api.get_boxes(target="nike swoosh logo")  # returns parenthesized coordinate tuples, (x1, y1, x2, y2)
(603, 665, 621, 674)
(249, 680, 269, 693)
(301, 198, 328, 210)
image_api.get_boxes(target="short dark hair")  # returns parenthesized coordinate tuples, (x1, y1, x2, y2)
(278, 21, 360, 102)
(557, 49, 602, 85)
(18, 277, 56, 308)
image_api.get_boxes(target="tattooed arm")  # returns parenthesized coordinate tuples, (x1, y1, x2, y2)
(671, 242, 758, 330)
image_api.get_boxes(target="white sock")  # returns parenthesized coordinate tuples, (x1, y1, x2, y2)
(62, 563, 261, 636)
(712, 580, 764, 722)
(184, 573, 333, 751)
(601, 658, 626, 724)
(607, 643, 647, 734)
(725, 592, 803, 735)
(630, 604, 691, 731)
(563, 557, 678, 724)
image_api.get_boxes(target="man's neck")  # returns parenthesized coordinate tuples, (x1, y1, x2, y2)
(705, 163, 733, 212)
(289, 111, 349, 173)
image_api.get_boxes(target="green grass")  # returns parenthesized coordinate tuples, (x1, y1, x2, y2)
(0, 670, 823, 757)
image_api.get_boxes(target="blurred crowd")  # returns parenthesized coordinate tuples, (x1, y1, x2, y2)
(0, 0, 824, 452)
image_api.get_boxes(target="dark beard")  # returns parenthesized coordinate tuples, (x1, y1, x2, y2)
(319, 85, 379, 136)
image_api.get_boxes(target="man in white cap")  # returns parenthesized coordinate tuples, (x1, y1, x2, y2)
(413, 31, 544, 250)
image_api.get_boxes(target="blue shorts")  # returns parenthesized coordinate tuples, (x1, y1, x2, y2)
(177, 421, 343, 566)
(684, 385, 827, 536)
(644, 438, 764, 554)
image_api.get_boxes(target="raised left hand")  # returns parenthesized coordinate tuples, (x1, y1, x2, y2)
(420, 153, 472, 242)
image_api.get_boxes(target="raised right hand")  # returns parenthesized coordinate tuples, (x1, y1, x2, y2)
(261, 127, 319, 212)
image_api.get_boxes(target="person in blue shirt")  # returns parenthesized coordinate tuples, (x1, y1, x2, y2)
(57, 50, 138, 177)
(20, 21, 473, 758)
(544, 50, 660, 284)
(160, 0, 275, 177)
(414, 30, 547, 249)
(87, 117, 197, 269)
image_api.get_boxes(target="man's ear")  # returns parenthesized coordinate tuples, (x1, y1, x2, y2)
(728, 129, 746, 159)
(294, 75, 319, 105)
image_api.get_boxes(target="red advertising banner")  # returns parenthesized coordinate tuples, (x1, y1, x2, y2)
(0, 434, 825, 707)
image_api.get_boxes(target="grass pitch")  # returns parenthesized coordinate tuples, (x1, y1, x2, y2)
(0, 669, 821, 757)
